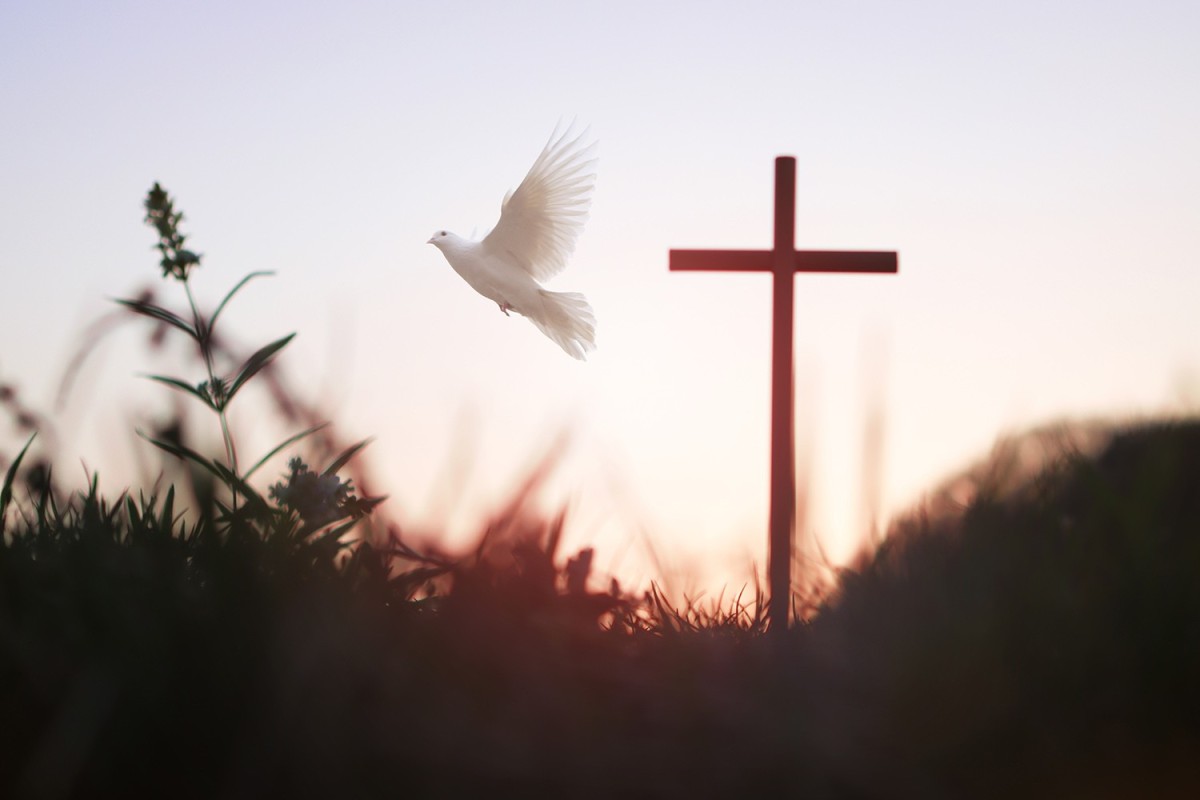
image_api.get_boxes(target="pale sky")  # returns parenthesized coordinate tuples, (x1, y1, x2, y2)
(2, 1, 1199, 592)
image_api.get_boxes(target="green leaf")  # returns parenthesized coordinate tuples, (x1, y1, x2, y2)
(115, 297, 197, 340)
(244, 423, 330, 479)
(322, 437, 374, 478)
(143, 374, 217, 409)
(226, 333, 295, 402)
(137, 429, 226, 483)
(210, 271, 274, 333)
(208, 459, 272, 515)
(1, 432, 36, 522)
(311, 517, 359, 547)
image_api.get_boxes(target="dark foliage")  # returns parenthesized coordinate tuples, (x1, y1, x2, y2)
(2, 420, 1200, 798)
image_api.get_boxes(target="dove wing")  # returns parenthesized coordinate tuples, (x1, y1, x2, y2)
(481, 126, 597, 284)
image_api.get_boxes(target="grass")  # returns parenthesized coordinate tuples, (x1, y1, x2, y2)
(3, 186, 1200, 798)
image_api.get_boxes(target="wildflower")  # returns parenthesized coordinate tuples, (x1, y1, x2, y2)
(144, 182, 202, 281)
(269, 457, 352, 529)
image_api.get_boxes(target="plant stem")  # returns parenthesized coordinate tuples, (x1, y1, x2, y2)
(184, 281, 239, 479)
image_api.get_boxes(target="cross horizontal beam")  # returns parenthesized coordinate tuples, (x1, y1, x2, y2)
(669, 249, 898, 274)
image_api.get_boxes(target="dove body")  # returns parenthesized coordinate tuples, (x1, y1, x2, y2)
(428, 126, 598, 360)
(429, 232, 540, 316)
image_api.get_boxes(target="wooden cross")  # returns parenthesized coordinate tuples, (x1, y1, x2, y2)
(670, 156, 897, 632)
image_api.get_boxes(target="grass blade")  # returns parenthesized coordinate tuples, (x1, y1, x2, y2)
(1, 432, 36, 523)
(162, 484, 176, 531)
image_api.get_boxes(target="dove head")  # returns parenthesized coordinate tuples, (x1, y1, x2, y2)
(427, 230, 464, 252)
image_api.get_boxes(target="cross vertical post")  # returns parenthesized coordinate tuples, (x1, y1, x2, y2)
(769, 157, 797, 633)
(670, 157, 898, 634)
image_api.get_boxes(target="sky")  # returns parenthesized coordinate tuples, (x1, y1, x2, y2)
(2, 0, 1199, 592)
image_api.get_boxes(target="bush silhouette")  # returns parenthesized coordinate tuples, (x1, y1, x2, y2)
(809, 419, 1200, 797)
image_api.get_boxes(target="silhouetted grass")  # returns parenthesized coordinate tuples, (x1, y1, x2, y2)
(3, 186, 1200, 798)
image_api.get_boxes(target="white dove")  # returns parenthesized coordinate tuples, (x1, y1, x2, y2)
(428, 125, 598, 360)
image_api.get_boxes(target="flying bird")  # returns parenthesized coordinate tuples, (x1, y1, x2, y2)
(428, 125, 598, 360)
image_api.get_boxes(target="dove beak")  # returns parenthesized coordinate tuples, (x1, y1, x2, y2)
(426, 237, 434, 245)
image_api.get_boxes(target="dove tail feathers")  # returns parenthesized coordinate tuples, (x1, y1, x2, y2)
(527, 290, 596, 360)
